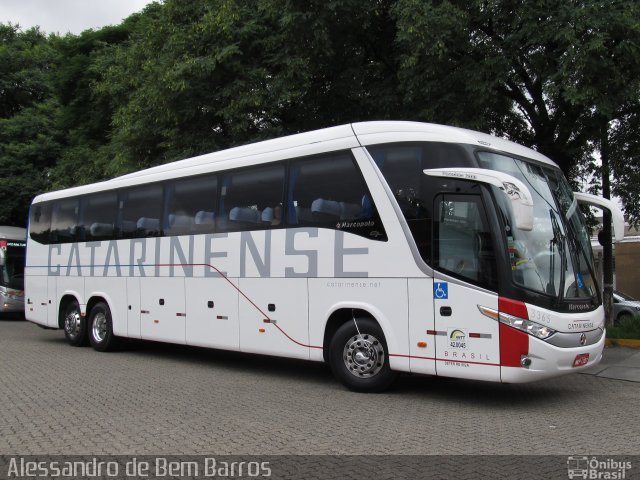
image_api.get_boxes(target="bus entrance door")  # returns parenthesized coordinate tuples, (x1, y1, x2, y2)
(431, 193, 500, 381)
(432, 279, 500, 381)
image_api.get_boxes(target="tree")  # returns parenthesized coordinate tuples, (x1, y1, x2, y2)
(0, 24, 62, 226)
(48, 25, 133, 189)
(89, 0, 400, 175)
(560, 1, 640, 323)
(394, 0, 640, 321)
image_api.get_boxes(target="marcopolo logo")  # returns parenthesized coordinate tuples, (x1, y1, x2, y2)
(567, 456, 632, 479)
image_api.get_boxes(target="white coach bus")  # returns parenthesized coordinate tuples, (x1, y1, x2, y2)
(25, 122, 624, 391)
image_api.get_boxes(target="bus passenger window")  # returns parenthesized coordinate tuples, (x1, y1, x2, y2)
(80, 192, 118, 241)
(50, 198, 79, 244)
(165, 175, 217, 236)
(218, 165, 284, 232)
(288, 153, 386, 240)
(29, 203, 52, 244)
(119, 185, 163, 239)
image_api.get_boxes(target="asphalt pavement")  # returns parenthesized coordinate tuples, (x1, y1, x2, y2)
(582, 344, 640, 382)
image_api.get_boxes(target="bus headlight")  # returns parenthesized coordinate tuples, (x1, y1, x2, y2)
(500, 312, 556, 340)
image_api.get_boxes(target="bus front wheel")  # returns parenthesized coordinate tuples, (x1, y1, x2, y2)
(63, 299, 87, 347)
(328, 317, 398, 392)
(88, 302, 118, 352)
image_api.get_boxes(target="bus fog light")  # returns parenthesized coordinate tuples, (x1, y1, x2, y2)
(520, 356, 532, 368)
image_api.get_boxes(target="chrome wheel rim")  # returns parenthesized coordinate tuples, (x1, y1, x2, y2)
(64, 310, 81, 338)
(92, 312, 108, 343)
(343, 333, 385, 378)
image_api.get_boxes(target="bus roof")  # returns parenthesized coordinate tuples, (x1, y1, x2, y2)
(0, 226, 27, 241)
(32, 121, 557, 203)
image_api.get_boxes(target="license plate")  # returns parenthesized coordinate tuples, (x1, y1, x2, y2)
(572, 353, 589, 367)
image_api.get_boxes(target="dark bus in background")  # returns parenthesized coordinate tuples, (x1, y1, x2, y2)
(0, 226, 27, 317)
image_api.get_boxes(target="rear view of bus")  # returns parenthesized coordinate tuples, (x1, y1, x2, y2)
(0, 226, 27, 317)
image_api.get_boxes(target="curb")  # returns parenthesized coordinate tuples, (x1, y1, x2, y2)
(605, 338, 640, 348)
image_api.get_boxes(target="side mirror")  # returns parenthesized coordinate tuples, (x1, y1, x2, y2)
(597, 230, 606, 247)
(573, 192, 625, 242)
(423, 168, 534, 231)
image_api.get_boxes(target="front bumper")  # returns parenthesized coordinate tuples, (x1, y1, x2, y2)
(501, 330, 605, 383)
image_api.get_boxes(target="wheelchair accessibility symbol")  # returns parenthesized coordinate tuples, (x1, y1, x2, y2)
(433, 282, 448, 300)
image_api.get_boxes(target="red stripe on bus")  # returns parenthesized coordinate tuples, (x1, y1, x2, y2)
(389, 353, 499, 367)
(499, 322, 529, 367)
(499, 296, 529, 319)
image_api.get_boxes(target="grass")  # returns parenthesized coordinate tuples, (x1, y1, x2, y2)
(606, 316, 640, 340)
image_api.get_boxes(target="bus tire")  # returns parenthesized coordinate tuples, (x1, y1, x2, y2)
(88, 302, 119, 352)
(63, 299, 87, 347)
(328, 317, 398, 392)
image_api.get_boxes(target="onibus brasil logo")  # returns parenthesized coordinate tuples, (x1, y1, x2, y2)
(567, 456, 632, 479)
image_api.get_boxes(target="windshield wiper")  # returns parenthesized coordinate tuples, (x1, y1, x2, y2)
(547, 209, 566, 299)
(565, 221, 597, 298)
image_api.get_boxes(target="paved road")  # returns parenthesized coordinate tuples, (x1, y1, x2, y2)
(1, 319, 639, 456)
(583, 344, 640, 382)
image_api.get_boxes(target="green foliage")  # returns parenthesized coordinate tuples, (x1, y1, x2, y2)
(393, 0, 511, 132)
(0, 24, 61, 226)
(0, 1, 639, 228)
(0, 25, 52, 118)
(48, 25, 133, 188)
(607, 316, 640, 340)
(89, 0, 400, 175)
(609, 113, 640, 226)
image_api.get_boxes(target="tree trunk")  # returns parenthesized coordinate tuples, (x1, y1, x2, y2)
(601, 125, 614, 327)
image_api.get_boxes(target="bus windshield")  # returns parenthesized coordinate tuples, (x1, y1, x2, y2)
(1, 243, 26, 291)
(477, 152, 597, 301)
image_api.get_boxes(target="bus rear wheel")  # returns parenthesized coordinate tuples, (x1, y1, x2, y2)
(328, 317, 398, 392)
(88, 302, 119, 352)
(63, 299, 87, 347)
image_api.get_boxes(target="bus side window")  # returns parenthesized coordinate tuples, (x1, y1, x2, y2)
(165, 175, 217, 236)
(217, 165, 285, 233)
(29, 203, 52, 244)
(50, 198, 80, 244)
(369, 145, 430, 250)
(288, 152, 386, 240)
(80, 191, 118, 241)
(118, 185, 164, 239)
